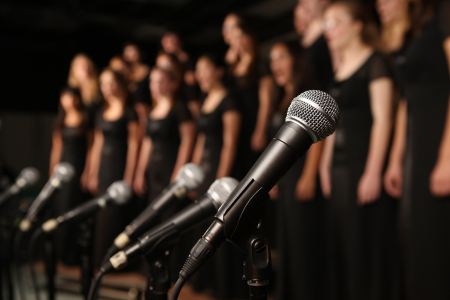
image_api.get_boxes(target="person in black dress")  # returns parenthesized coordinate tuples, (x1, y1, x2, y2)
(88, 68, 140, 268)
(320, 2, 398, 299)
(49, 87, 91, 265)
(67, 53, 102, 126)
(190, 54, 246, 299)
(383, 1, 450, 299)
(269, 41, 327, 300)
(294, 0, 334, 90)
(123, 42, 151, 140)
(226, 18, 274, 176)
(133, 67, 196, 204)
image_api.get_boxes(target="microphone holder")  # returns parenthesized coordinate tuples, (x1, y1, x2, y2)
(145, 248, 172, 300)
(226, 194, 272, 300)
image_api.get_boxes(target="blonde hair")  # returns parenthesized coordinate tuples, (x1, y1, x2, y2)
(67, 53, 99, 106)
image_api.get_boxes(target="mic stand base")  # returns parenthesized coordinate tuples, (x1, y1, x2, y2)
(145, 249, 172, 300)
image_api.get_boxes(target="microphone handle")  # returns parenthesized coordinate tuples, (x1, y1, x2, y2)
(25, 180, 57, 222)
(59, 194, 110, 225)
(124, 181, 184, 241)
(0, 184, 18, 206)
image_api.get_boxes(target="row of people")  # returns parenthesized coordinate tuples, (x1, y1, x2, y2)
(48, 0, 450, 299)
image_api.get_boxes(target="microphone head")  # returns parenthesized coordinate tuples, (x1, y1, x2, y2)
(18, 167, 40, 187)
(53, 162, 75, 182)
(107, 181, 132, 205)
(286, 90, 340, 143)
(176, 163, 205, 191)
(207, 177, 239, 208)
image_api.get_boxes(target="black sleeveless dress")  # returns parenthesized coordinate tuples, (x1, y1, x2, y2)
(93, 106, 138, 268)
(327, 52, 399, 300)
(394, 2, 450, 299)
(191, 94, 248, 300)
(146, 101, 193, 205)
(53, 118, 90, 265)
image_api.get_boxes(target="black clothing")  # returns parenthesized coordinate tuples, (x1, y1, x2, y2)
(394, 2, 450, 299)
(146, 101, 192, 204)
(191, 93, 248, 300)
(327, 52, 398, 300)
(130, 73, 151, 106)
(53, 118, 89, 265)
(93, 106, 138, 268)
(307, 35, 334, 91)
(227, 62, 270, 178)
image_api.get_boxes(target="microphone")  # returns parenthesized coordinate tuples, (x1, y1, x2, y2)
(41, 181, 132, 233)
(102, 177, 238, 273)
(112, 163, 204, 250)
(175, 90, 340, 288)
(19, 162, 75, 232)
(0, 167, 40, 206)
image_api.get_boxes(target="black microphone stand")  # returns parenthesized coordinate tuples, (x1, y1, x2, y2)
(228, 196, 272, 300)
(145, 249, 172, 300)
(78, 217, 94, 299)
(44, 232, 56, 300)
(0, 216, 14, 300)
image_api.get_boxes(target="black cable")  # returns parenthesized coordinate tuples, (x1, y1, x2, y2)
(87, 271, 104, 300)
(13, 230, 27, 300)
(100, 244, 118, 267)
(28, 228, 43, 300)
(168, 277, 185, 300)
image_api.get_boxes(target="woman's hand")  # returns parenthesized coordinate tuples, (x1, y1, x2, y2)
(295, 175, 316, 201)
(357, 171, 382, 206)
(80, 170, 90, 192)
(320, 168, 332, 199)
(384, 162, 403, 198)
(88, 176, 99, 195)
(251, 130, 267, 152)
(430, 158, 450, 197)
(133, 175, 147, 198)
(269, 185, 278, 200)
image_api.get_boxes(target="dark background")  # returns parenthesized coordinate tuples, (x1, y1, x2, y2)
(1, 0, 375, 113)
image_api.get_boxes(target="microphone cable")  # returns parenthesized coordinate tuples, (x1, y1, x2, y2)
(87, 268, 107, 300)
(28, 227, 44, 300)
(169, 277, 186, 300)
(13, 230, 27, 300)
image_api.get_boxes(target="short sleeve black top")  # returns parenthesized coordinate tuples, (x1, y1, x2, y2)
(146, 101, 192, 145)
(96, 106, 138, 144)
(328, 52, 393, 165)
(198, 94, 239, 148)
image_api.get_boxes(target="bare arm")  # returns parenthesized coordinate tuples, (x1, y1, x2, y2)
(384, 98, 407, 198)
(430, 37, 450, 197)
(80, 129, 94, 191)
(192, 134, 205, 165)
(295, 141, 324, 201)
(217, 111, 241, 179)
(358, 77, 394, 205)
(123, 121, 139, 186)
(134, 103, 150, 142)
(319, 133, 335, 199)
(49, 130, 63, 177)
(171, 121, 196, 182)
(88, 129, 104, 194)
(133, 136, 152, 196)
(252, 75, 274, 151)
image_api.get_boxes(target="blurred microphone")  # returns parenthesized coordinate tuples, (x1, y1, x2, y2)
(19, 162, 75, 232)
(0, 167, 40, 206)
(101, 177, 238, 273)
(174, 90, 340, 289)
(41, 181, 132, 233)
(113, 163, 204, 250)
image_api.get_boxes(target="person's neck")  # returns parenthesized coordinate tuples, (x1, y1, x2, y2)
(106, 97, 124, 109)
(209, 82, 226, 96)
(383, 17, 409, 52)
(340, 38, 372, 65)
(153, 95, 173, 106)
(284, 81, 294, 98)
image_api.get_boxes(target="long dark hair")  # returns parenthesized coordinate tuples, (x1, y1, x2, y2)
(409, 0, 439, 37)
(273, 41, 317, 111)
(55, 87, 87, 131)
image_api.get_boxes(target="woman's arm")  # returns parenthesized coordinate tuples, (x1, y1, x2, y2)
(358, 77, 394, 205)
(80, 129, 94, 191)
(295, 141, 324, 201)
(430, 37, 450, 197)
(123, 121, 139, 186)
(133, 136, 152, 197)
(49, 130, 63, 177)
(192, 134, 205, 165)
(88, 129, 104, 194)
(384, 98, 407, 198)
(134, 103, 150, 142)
(171, 121, 196, 182)
(217, 111, 241, 179)
(319, 133, 335, 199)
(252, 75, 274, 152)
